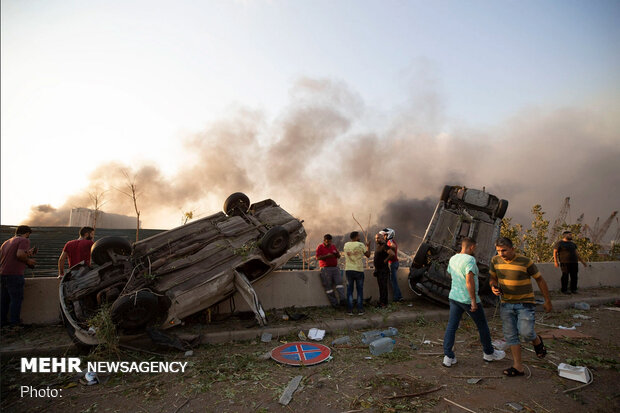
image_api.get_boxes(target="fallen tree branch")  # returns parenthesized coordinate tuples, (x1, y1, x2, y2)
(451, 375, 503, 379)
(443, 397, 477, 413)
(384, 384, 446, 400)
(352, 213, 368, 244)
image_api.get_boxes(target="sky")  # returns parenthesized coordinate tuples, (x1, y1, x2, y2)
(2, 0, 619, 250)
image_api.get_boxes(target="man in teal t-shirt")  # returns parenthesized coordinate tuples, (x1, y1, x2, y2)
(442, 237, 505, 367)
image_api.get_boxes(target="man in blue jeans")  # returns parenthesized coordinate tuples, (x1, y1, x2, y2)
(490, 237, 552, 377)
(443, 237, 505, 367)
(343, 231, 370, 315)
(1, 225, 36, 328)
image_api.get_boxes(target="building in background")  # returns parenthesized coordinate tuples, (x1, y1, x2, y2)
(69, 208, 139, 229)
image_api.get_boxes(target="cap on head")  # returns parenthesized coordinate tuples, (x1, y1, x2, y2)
(562, 231, 572, 236)
(15, 225, 32, 235)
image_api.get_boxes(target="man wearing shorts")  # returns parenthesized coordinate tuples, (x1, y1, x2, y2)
(490, 237, 552, 377)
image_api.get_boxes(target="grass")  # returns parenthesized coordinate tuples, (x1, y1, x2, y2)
(88, 305, 120, 358)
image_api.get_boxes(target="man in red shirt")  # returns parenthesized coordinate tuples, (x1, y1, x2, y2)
(1, 225, 37, 327)
(316, 234, 345, 308)
(58, 226, 95, 277)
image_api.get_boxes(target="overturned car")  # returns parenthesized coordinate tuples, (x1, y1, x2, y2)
(60, 193, 306, 347)
(408, 185, 508, 306)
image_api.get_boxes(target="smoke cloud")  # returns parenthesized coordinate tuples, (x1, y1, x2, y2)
(24, 77, 620, 252)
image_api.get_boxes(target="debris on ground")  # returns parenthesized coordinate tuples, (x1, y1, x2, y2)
(558, 363, 591, 383)
(279, 375, 303, 405)
(261, 332, 273, 342)
(331, 336, 350, 345)
(506, 401, 524, 411)
(308, 328, 325, 341)
(574, 302, 591, 310)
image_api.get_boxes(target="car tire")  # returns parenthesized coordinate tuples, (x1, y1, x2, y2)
(412, 242, 431, 268)
(91, 237, 132, 266)
(259, 226, 290, 260)
(440, 185, 452, 202)
(223, 192, 250, 216)
(495, 199, 509, 219)
(111, 291, 159, 330)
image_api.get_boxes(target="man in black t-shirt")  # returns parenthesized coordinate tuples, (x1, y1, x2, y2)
(553, 231, 588, 294)
(374, 233, 394, 307)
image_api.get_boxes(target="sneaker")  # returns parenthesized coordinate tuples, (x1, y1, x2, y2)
(358, 311, 365, 316)
(442, 356, 457, 367)
(347, 312, 354, 316)
(483, 349, 506, 362)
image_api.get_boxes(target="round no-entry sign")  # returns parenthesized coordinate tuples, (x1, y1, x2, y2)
(271, 341, 331, 366)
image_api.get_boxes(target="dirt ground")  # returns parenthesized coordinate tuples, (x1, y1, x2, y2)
(1, 290, 619, 413)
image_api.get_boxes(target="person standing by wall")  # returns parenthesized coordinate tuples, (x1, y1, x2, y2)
(553, 231, 588, 294)
(374, 233, 394, 308)
(381, 228, 403, 302)
(316, 234, 345, 308)
(58, 226, 95, 278)
(1, 225, 37, 328)
(490, 237, 552, 377)
(442, 237, 505, 367)
(343, 231, 370, 315)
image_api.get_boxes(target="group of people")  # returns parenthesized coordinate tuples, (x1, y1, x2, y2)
(443, 236, 553, 376)
(0, 226, 95, 328)
(316, 228, 402, 315)
(315, 229, 590, 377)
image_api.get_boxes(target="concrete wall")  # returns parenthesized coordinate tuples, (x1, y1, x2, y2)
(18, 262, 620, 324)
(534, 262, 620, 291)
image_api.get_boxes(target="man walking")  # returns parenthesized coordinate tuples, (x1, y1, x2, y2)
(490, 237, 552, 377)
(553, 231, 588, 294)
(373, 233, 394, 308)
(1, 225, 36, 328)
(343, 231, 370, 315)
(442, 237, 505, 367)
(316, 234, 345, 308)
(58, 226, 95, 277)
(381, 228, 403, 302)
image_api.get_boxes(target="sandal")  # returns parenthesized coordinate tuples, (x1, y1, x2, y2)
(533, 335, 547, 358)
(503, 367, 525, 377)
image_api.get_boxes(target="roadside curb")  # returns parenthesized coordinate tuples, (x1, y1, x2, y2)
(2, 294, 616, 356)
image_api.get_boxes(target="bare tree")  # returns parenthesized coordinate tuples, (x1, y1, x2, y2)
(117, 170, 141, 242)
(87, 188, 108, 233)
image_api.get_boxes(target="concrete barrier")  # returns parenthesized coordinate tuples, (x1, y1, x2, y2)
(17, 262, 620, 325)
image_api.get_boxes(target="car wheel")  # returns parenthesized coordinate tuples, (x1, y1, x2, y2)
(495, 199, 509, 219)
(412, 242, 431, 268)
(259, 226, 290, 260)
(91, 237, 132, 266)
(111, 291, 159, 330)
(223, 192, 250, 216)
(440, 185, 452, 202)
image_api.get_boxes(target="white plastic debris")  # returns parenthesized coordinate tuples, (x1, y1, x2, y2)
(558, 363, 591, 383)
(308, 328, 325, 341)
(492, 338, 507, 350)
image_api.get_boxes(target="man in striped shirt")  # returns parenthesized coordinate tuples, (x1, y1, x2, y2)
(489, 237, 552, 377)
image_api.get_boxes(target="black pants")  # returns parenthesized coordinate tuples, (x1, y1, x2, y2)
(374, 268, 389, 306)
(560, 263, 579, 293)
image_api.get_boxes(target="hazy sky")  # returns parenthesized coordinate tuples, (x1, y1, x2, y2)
(2, 0, 619, 241)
